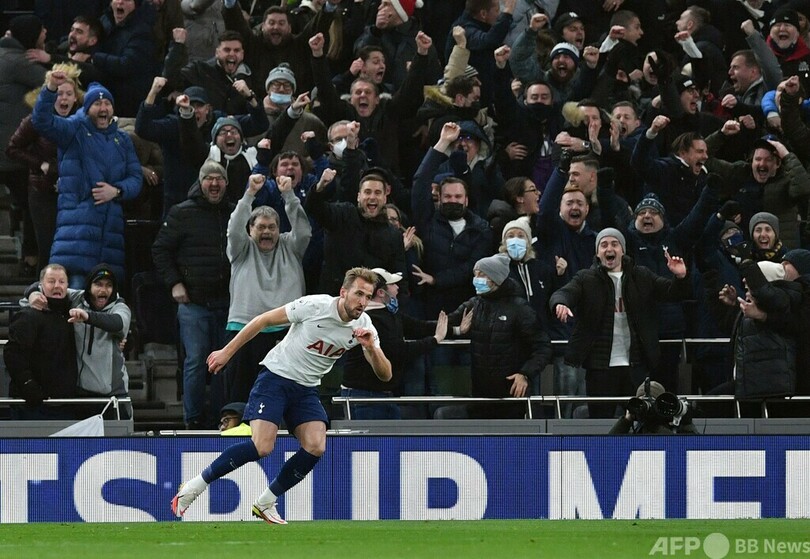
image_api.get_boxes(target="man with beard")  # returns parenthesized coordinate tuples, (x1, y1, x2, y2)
(4, 264, 78, 420)
(25, 16, 106, 86)
(203, 116, 258, 202)
(305, 172, 406, 296)
(535, 149, 598, 417)
(631, 115, 709, 227)
(152, 160, 234, 429)
(511, 14, 599, 103)
(221, 1, 341, 95)
(32, 75, 142, 287)
(705, 121, 810, 250)
(164, 29, 258, 115)
(26, 264, 132, 418)
(550, 228, 691, 418)
(173, 267, 390, 525)
(223, 173, 312, 403)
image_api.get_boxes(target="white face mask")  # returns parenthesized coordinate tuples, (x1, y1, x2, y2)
(332, 138, 348, 159)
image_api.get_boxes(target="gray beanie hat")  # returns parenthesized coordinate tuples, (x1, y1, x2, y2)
(474, 254, 511, 286)
(595, 227, 626, 253)
(749, 212, 780, 237)
(199, 160, 228, 183)
(211, 116, 243, 142)
(265, 63, 297, 92)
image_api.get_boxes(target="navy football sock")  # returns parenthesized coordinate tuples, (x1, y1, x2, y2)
(268, 448, 321, 496)
(202, 441, 261, 483)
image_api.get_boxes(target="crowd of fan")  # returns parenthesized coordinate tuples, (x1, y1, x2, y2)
(4, 0, 810, 427)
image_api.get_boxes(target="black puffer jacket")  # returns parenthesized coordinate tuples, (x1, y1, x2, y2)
(152, 181, 233, 307)
(449, 279, 551, 398)
(549, 256, 691, 371)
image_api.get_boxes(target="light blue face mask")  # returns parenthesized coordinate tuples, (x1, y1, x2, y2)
(472, 276, 491, 294)
(270, 92, 292, 105)
(506, 237, 527, 260)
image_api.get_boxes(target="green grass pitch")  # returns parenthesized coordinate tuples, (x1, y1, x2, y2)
(1, 519, 809, 559)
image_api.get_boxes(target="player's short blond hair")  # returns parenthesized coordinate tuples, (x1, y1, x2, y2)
(342, 267, 378, 290)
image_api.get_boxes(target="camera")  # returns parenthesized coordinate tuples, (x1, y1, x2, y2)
(626, 379, 690, 427)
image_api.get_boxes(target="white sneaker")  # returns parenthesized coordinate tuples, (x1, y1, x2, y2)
(252, 501, 287, 525)
(171, 482, 204, 518)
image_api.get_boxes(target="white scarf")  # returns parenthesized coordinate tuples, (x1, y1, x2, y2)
(738, 0, 771, 20)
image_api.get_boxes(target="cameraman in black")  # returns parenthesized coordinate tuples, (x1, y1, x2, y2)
(609, 379, 698, 434)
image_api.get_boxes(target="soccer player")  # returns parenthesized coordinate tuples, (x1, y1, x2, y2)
(171, 267, 392, 524)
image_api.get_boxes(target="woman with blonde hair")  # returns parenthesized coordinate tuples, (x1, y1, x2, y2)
(6, 63, 84, 273)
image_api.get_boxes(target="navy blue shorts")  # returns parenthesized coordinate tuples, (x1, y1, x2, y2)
(243, 368, 329, 430)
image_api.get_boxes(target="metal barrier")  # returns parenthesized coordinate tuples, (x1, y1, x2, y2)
(332, 336, 744, 420)
(331, 395, 810, 420)
(0, 396, 132, 420)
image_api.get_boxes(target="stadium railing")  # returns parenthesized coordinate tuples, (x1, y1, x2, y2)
(332, 394, 810, 420)
(335, 335, 808, 420)
(0, 396, 132, 420)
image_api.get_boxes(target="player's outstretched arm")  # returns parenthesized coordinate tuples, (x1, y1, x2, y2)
(207, 306, 290, 373)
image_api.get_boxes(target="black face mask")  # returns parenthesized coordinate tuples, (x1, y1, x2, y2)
(526, 102, 552, 121)
(440, 202, 465, 220)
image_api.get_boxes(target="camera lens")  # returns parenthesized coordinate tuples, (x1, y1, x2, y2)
(627, 397, 651, 418)
(655, 392, 686, 418)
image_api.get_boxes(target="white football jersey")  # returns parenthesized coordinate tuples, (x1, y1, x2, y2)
(261, 295, 379, 386)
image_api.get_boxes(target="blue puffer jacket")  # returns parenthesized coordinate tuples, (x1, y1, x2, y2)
(32, 87, 142, 281)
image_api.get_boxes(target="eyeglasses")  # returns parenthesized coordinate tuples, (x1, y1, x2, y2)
(268, 81, 293, 93)
(523, 187, 538, 194)
(203, 175, 226, 183)
(217, 128, 241, 137)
